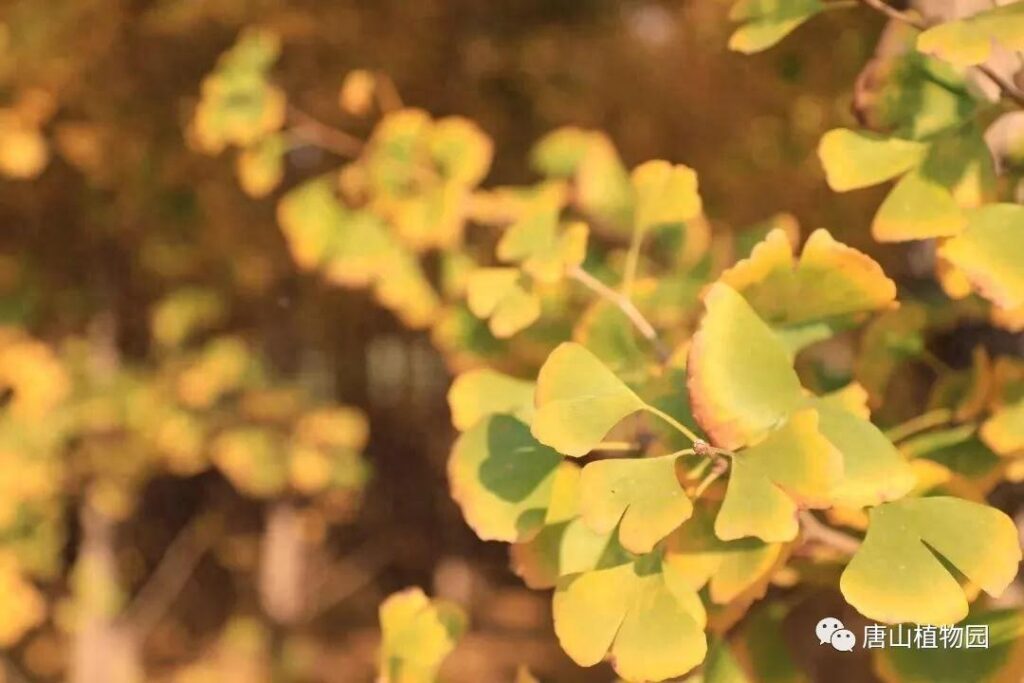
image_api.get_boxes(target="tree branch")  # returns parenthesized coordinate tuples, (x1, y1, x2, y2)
(799, 511, 862, 555)
(855, 0, 1024, 108)
(286, 105, 365, 158)
(569, 265, 671, 362)
(122, 513, 221, 639)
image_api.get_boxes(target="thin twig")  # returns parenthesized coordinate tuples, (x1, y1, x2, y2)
(855, 0, 1024, 107)
(569, 265, 671, 362)
(799, 511, 862, 555)
(286, 105, 365, 157)
(123, 513, 221, 639)
(308, 540, 390, 619)
(884, 407, 953, 443)
(374, 71, 404, 113)
(693, 459, 729, 498)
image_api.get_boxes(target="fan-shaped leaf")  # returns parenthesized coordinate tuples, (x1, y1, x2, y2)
(840, 497, 1021, 625)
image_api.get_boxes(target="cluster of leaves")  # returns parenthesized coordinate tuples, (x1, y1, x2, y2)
(0, 289, 370, 651)
(188, 11, 1024, 680)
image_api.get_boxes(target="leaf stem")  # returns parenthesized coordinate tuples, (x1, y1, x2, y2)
(286, 105, 365, 157)
(693, 459, 729, 498)
(569, 265, 671, 362)
(620, 227, 644, 298)
(798, 511, 861, 555)
(644, 404, 702, 444)
(855, 0, 1024, 107)
(884, 407, 953, 443)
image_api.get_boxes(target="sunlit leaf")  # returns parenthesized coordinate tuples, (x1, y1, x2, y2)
(716, 409, 841, 542)
(840, 497, 1021, 625)
(497, 187, 587, 283)
(338, 69, 376, 116)
(917, 3, 1024, 67)
(151, 287, 226, 348)
(379, 587, 465, 683)
(665, 500, 784, 604)
(430, 116, 493, 187)
(553, 559, 707, 681)
(448, 415, 565, 542)
(0, 111, 48, 179)
(728, 0, 825, 54)
(720, 228, 897, 327)
(532, 343, 646, 457)
(631, 160, 702, 235)
(687, 283, 804, 450)
(939, 204, 1024, 312)
(465, 268, 541, 338)
(0, 553, 45, 647)
(236, 133, 285, 198)
(211, 428, 288, 498)
(981, 398, 1024, 456)
(579, 453, 692, 554)
(818, 129, 926, 192)
(447, 369, 535, 431)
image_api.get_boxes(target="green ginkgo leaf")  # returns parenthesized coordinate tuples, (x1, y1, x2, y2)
(579, 453, 692, 554)
(811, 400, 916, 508)
(532, 342, 646, 457)
(429, 116, 493, 187)
(728, 0, 825, 54)
(378, 587, 466, 683)
(510, 516, 630, 589)
(840, 496, 1022, 625)
(917, 3, 1024, 67)
(277, 176, 346, 271)
(665, 500, 785, 605)
(554, 559, 707, 682)
(716, 409, 842, 542)
(818, 129, 927, 192)
(465, 268, 541, 338)
(497, 197, 588, 284)
(939, 204, 1024, 313)
(874, 609, 1024, 683)
(448, 415, 566, 542)
(687, 283, 804, 450)
(447, 369, 535, 431)
(873, 166, 965, 243)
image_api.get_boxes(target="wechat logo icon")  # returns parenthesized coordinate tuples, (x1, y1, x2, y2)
(817, 617, 856, 652)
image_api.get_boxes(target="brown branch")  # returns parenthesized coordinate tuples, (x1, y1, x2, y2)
(569, 265, 671, 362)
(855, 0, 1024, 108)
(799, 511, 862, 555)
(286, 105, 365, 157)
(122, 513, 221, 639)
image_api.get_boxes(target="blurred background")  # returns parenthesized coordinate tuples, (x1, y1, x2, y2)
(0, 0, 998, 681)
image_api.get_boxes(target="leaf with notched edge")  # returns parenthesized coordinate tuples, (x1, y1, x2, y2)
(841, 497, 1021, 625)
(716, 409, 842, 542)
(532, 343, 646, 457)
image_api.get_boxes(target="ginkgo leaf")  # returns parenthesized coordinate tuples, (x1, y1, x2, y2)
(277, 176, 346, 271)
(532, 343, 646, 457)
(981, 398, 1024, 456)
(0, 553, 46, 647)
(573, 299, 649, 385)
(576, 133, 634, 233)
(553, 559, 707, 682)
(338, 69, 376, 116)
(720, 228, 897, 327)
(447, 369, 535, 431)
(530, 127, 592, 178)
(874, 609, 1024, 683)
(631, 160, 703, 234)
(496, 189, 588, 283)
(509, 517, 630, 589)
(939, 204, 1024, 312)
(687, 283, 805, 450)
(150, 287, 226, 349)
(378, 587, 465, 683)
(728, 0, 825, 54)
(818, 129, 927, 192)
(579, 453, 692, 554)
(448, 415, 566, 542)
(429, 116, 493, 187)
(811, 400, 916, 508)
(465, 268, 541, 338)
(917, 2, 1024, 67)
(872, 167, 965, 242)
(236, 133, 285, 198)
(366, 108, 432, 197)
(840, 497, 1022, 625)
(716, 409, 842, 542)
(211, 428, 289, 498)
(665, 500, 785, 604)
